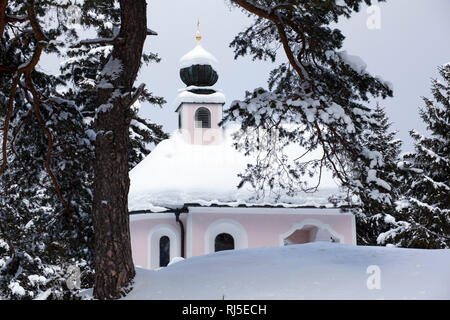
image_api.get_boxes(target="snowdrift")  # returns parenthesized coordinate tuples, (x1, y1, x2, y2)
(119, 242, 450, 300)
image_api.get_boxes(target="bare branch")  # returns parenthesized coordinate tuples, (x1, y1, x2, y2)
(146, 28, 157, 36)
(125, 83, 146, 109)
(25, 73, 73, 222)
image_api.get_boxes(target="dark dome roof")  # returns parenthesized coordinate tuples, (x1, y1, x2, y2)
(180, 64, 218, 87)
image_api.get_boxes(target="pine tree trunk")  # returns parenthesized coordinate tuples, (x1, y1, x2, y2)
(92, 0, 148, 299)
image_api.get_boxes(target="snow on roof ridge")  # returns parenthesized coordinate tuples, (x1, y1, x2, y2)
(173, 90, 226, 109)
(132, 199, 337, 212)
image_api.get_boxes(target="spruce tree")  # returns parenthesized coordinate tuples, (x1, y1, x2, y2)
(351, 105, 403, 245)
(379, 64, 450, 248)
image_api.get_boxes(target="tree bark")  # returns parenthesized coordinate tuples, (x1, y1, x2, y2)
(92, 0, 148, 299)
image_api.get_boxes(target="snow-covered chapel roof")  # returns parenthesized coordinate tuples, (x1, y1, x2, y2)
(128, 126, 341, 212)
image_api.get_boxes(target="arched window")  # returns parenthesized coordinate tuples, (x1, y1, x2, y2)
(205, 219, 248, 254)
(214, 233, 235, 252)
(159, 236, 170, 267)
(195, 107, 211, 128)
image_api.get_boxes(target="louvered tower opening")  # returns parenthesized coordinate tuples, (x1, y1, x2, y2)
(195, 107, 211, 128)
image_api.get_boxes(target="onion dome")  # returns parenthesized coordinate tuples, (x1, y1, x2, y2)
(179, 25, 219, 92)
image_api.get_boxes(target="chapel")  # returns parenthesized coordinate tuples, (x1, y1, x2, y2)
(128, 28, 356, 269)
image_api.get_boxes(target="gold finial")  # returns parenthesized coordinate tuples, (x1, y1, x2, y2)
(196, 19, 202, 44)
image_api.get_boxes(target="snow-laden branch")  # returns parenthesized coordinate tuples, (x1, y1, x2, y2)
(73, 26, 158, 49)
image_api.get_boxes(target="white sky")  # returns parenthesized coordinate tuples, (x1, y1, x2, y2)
(139, 0, 450, 151)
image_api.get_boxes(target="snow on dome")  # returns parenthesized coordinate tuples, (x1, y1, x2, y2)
(128, 125, 341, 211)
(179, 43, 219, 70)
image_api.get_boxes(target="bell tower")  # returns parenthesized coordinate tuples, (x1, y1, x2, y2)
(175, 22, 225, 145)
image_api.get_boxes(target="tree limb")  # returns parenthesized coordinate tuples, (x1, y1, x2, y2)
(233, 0, 306, 80)
(125, 83, 145, 109)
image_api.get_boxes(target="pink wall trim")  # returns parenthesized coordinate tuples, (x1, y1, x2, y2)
(130, 214, 186, 268)
(129, 208, 355, 269)
(188, 211, 354, 257)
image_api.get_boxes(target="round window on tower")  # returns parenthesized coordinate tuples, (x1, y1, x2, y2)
(195, 107, 211, 129)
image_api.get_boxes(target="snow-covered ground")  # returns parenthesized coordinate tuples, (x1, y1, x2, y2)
(114, 242, 450, 300)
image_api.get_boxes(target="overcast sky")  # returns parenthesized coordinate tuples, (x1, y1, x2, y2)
(136, 0, 449, 152)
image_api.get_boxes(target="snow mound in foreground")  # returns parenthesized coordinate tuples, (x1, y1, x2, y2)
(119, 242, 450, 300)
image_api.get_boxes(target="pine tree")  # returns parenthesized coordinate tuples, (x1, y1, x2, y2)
(0, 0, 166, 299)
(379, 64, 450, 248)
(351, 105, 403, 245)
(224, 1, 395, 221)
(0, 0, 95, 299)
(60, 32, 167, 170)
(86, 0, 158, 299)
(0, 98, 95, 300)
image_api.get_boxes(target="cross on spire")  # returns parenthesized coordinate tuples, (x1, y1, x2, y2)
(196, 19, 202, 44)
